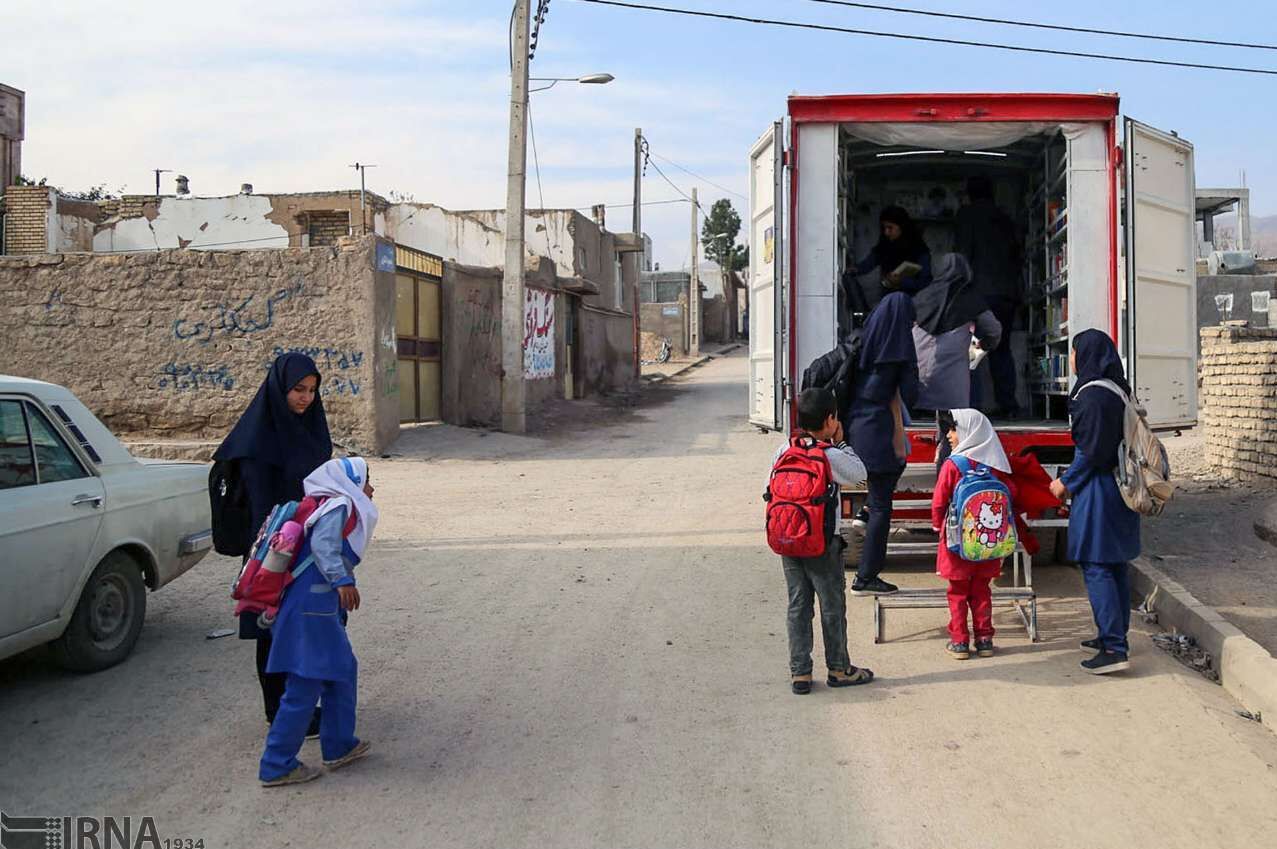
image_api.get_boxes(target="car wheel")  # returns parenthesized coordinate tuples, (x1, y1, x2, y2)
(51, 551, 147, 672)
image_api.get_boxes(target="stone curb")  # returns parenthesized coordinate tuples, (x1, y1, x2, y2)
(641, 354, 712, 384)
(641, 343, 743, 383)
(1130, 556, 1277, 734)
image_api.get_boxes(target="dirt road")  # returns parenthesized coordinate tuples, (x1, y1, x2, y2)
(3, 350, 1276, 849)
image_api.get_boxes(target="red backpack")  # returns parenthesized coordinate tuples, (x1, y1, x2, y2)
(765, 435, 836, 558)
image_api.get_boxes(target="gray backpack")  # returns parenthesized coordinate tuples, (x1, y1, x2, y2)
(1077, 380, 1173, 516)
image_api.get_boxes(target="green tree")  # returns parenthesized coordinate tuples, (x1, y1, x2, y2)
(700, 198, 749, 272)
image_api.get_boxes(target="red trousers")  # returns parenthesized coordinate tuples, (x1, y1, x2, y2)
(946, 577, 995, 643)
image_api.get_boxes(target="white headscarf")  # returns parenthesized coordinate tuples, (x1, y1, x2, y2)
(950, 409, 1011, 473)
(302, 457, 379, 562)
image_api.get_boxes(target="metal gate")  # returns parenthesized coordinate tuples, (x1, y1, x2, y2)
(394, 244, 444, 423)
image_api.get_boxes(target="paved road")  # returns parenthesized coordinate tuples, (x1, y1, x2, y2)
(3, 351, 1276, 849)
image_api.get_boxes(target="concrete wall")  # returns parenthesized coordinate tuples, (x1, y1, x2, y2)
(0, 237, 399, 453)
(440, 263, 503, 427)
(386, 204, 634, 315)
(1197, 274, 1277, 330)
(1200, 326, 1277, 481)
(90, 191, 385, 252)
(577, 306, 636, 397)
(437, 258, 575, 428)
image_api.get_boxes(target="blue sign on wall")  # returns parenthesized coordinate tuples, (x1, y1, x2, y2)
(376, 241, 396, 272)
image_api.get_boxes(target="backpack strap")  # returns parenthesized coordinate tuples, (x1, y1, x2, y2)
(950, 455, 972, 475)
(289, 499, 359, 582)
(1078, 379, 1131, 405)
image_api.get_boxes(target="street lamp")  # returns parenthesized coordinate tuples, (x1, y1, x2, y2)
(528, 73, 615, 93)
(503, 1, 614, 433)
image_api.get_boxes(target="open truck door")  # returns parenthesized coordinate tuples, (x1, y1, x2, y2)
(748, 122, 785, 431)
(1123, 118, 1198, 429)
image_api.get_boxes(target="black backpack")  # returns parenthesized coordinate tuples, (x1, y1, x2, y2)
(209, 460, 253, 557)
(801, 332, 863, 430)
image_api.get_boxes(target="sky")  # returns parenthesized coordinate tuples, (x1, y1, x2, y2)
(4, 0, 1276, 269)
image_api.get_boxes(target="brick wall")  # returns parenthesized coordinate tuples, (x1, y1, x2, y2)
(307, 210, 351, 246)
(2, 184, 52, 254)
(1200, 325, 1277, 481)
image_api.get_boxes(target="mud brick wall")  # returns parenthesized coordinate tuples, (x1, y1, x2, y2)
(0, 237, 400, 453)
(1200, 325, 1277, 481)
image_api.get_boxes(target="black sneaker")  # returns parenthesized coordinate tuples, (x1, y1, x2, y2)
(851, 507, 869, 530)
(1080, 637, 1102, 652)
(850, 577, 898, 596)
(974, 638, 995, 658)
(791, 675, 812, 695)
(1081, 651, 1129, 675)
(946, 641, 971, 660)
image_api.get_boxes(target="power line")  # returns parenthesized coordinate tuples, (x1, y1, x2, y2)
(800, 0, 1277, 51)
(568, 0, 1277, 76)
(646, 154, 702, 208)
(649, 152, 747, 203)
(526, 101, 555, 257)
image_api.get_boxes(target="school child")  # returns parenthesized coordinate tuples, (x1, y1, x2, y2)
(1050, 330, 1142, 675)
(259, 457, 379, 787)
(767, 388, 875, 695)
(931, 409, 1017, 660)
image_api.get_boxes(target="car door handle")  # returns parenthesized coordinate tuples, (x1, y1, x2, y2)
(71, 494, 103, 508)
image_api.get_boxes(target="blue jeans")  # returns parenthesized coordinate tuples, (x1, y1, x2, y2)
(858, 468, 904, 582)
(260, 671, 360, 780)
(1081, 562, 1132, 656)
(783, 538, 850, 676)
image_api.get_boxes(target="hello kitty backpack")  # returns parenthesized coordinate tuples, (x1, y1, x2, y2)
(945, 456, 1018, 562)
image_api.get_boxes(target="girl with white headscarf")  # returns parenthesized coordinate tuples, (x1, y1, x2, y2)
(258, 457, 378, 787)
(930, 410, 1017, 661)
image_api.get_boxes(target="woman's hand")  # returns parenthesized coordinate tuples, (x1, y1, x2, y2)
(1049, 478, 1068, 501)
(337, 585, 361, 611)
(894, 432, 909, 461)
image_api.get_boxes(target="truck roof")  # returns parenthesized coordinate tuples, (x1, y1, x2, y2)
(787, 92, 1120, 124)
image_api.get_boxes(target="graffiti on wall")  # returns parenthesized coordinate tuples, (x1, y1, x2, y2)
(523, 287, 555, 380)
(460, 288, 502, 378)
(172, 278, 305, 344)
(266, 346, 364, 371)
(156, 363, 236, 392)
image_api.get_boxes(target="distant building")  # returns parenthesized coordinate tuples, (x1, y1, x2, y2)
(0, 84, 22, 191)
(0, 184, 643, 442)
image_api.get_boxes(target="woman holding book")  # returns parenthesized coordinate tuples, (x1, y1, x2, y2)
(844, 206, 934, 313)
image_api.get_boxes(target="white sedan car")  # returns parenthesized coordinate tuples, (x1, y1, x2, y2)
(0, 376, 213, 671)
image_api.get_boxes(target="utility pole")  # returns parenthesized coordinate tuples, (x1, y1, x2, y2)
(689, 186, 700, 357)
(350, 162, 376, 235)
(632, 127, 643, 379)
(501, 0, 531, 434)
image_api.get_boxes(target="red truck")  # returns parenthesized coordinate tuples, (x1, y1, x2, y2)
(747, 92, 1198, 545)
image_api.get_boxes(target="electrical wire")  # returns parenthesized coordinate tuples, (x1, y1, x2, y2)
(649, 152, 747, 203)
(526, 101, 556, 257)
(568, 0, 1277, 76)
(800, 0, 1277, 51)
(646, 155, 703, 208)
